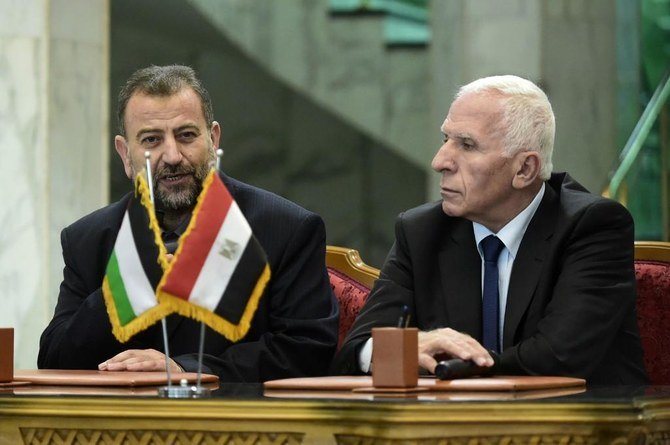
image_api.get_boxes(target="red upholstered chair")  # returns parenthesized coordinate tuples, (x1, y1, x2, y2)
(326, 246, 380, 350)
(634, 241, 670, 385)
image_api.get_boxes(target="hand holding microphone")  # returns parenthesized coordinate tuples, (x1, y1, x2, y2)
(418, 328, 496, 378)
(434, 350, 500, 380)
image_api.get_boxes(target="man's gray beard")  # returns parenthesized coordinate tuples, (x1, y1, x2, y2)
(154, 181, 200, 211)
(154, 162, 211, 212)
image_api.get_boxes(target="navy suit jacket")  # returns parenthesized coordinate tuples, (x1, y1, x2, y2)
(39, 173, 339, 382)
(332, 173, 648, 385)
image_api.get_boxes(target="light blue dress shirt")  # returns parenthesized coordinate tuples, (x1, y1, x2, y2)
(472, 183, 545, 350)
(359, 183, 546, 372)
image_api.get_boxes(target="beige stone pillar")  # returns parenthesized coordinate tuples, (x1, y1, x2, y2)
(0, 0, 109, 368)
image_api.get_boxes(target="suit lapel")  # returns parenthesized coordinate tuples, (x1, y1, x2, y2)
(439, 219, 482, 340)
(503, 185, 558, 348)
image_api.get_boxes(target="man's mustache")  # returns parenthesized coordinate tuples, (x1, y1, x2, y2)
(154, 165, 196, 180)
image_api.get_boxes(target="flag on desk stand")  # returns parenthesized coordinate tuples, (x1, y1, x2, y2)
(156, 169, 271, 342)
(102, 175, 171, 343)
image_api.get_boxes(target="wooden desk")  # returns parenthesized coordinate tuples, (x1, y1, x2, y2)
(1, 385, 669, 444)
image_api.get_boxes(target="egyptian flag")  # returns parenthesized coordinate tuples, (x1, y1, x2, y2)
(102, 175, 171, 343)
(156, 169, 271, 342)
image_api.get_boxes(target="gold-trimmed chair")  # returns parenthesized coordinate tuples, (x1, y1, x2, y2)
(325, 246, 380, 350)
(634, 241, 670, 385)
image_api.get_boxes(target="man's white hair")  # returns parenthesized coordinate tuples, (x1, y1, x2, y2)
(457, 75, 555, 180)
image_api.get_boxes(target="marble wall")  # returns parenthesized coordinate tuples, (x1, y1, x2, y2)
(109, 0, 427, 267)
(0, 0, 108, 369)
(431, 0, 620, 195)
(189, 0, 433, 175)
(542, 1, 619, 193)
(192, 0, 622, 195)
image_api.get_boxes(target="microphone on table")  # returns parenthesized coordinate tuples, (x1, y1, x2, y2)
(165, 240, 179, 255)
(434, 350, 500, 380)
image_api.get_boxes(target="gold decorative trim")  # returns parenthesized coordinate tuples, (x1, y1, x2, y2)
(20, 428, 304, 445)
(648, 431, 670, 445)
(326, 245, 380, 288)
(335, 433, 617, 445)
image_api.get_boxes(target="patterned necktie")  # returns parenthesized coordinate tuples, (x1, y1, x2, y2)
(480, 235, 505, 353)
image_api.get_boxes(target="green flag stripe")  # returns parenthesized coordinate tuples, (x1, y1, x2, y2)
(106, 250, 137, 326)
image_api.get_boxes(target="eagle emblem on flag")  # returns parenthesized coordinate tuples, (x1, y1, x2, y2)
(156, 169, 271, 343)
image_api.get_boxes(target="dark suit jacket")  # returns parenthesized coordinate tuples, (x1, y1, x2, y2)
(332, 173, 648, 385)
(38, 173, 339, 382)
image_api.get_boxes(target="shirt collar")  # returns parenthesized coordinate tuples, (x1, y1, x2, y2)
(159, 212, 192, 239)
(473, 182, 545, 259)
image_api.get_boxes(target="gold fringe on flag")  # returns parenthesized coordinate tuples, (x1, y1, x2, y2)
(102, 277, 172, 343)
(101, 174, 173, 343)
(158, 264, 270, 342)
(135, 174, 170, 272)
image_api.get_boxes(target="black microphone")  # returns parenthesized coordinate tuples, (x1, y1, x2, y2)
(165, 240, 179, 254)
(434, 351, 500, 380)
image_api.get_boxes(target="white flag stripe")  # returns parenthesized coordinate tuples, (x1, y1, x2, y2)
(115, 213, 158, 314)
(189, 202, 252, 309)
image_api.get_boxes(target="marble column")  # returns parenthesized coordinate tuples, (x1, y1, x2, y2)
(0, 0, 109, 369)
(542, 0, 619, 193)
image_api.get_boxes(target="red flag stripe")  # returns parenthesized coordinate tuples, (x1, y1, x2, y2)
(162, 174, 233, 299)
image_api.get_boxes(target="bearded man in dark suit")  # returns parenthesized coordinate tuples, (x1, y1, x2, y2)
(332, 75, 648, 385)
(38, 65, 338, 382)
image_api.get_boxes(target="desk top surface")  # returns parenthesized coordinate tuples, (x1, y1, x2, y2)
(2, 380, 670, 438)
(2, 379, 669, 404)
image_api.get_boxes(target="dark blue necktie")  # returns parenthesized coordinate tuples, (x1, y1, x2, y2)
(480, 235, 505, 353)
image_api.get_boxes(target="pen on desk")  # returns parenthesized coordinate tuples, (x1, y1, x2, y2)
(397, 305, 410, 328)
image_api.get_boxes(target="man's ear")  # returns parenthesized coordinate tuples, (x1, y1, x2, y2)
(210, 121, 222, 148)
(512, 151, 541, 189)
(114, 135, 133, 179)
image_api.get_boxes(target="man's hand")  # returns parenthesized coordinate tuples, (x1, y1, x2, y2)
(418, 328, 495, 374)
(98, 349, 183, 373)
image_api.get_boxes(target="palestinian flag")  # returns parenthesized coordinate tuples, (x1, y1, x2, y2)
(102, 174, 171, 343)
(156, 170, 271, 342)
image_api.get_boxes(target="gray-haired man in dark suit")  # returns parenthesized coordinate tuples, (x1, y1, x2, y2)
(332, 75, 648, 385)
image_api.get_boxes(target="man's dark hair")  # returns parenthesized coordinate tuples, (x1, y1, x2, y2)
(117, 64, 214, 136)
